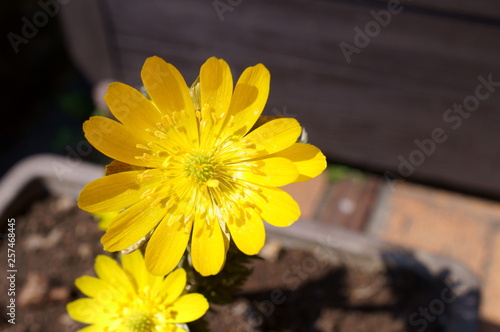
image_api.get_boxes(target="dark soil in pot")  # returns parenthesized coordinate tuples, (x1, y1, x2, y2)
(1, 196, 449, 332)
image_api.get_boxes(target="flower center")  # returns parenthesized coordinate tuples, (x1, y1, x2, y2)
(125, 312, 154, 332)
(185, 154, 216, 183)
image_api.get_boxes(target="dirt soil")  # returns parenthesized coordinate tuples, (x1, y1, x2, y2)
(1, 196, 449, 332)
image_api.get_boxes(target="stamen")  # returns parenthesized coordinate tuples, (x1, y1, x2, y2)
(163, 114, 174, 127)
(135, 153, 155, 161)
(154, 131, 168, 140)
(156, 122, 167, 132)
(206, 179, 219, 188)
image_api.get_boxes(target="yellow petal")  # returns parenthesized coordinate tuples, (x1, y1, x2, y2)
(191, 218, 227, 276)
(121, 250, 161, 291)
(271, 143, 326, 182)
(145, 215, 193, 276)
(157, 268, 186, 305)
(78, 171, 147, 213)
(224, 64, 270, 138)
(242, 117, 301, 158)
(189, 76, 201, 111)
(141, 57, 198, 145)
(101, 198, 166, 252)
(166, 294, 209, 323)
(74, 276, 116, 301)
(226, 208, 265, 255)
(104, 82, 163, 131)
(95, 211, 120, 231)
(246, 185, 301, 227)
(249, 115, 285, 132)
(94, 255, 135, 293)
(231, 157, 298, 187)
(200, 57, 233, 117)
(66, 298, 103, 324)
(83, 116, 161, 168)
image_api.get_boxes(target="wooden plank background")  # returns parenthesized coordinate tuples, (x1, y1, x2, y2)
(60, 0, 500, 199)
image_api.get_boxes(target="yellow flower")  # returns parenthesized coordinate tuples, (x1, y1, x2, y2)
(67, 251, 209, 332)
(78, 57, 326, 276)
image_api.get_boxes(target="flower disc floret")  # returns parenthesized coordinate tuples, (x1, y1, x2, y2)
(125, 312, 154, 332)
(185, 154, 217, 183)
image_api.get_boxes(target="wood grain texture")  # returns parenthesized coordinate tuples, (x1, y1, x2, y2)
(371, 0, 500, 21)
(59, 0, 115, 84)
(60, 0, 500, 198)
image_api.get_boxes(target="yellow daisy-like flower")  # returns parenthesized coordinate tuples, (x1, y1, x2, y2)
(78, 56, 326, 276)
(67, 251, 209, 332)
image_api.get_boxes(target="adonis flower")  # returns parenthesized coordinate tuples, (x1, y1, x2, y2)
(67, 251, 209, 331)
(78, 57, 326, 276)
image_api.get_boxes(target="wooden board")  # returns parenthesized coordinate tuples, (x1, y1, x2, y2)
(372, 0, 500, 21)
(60, 0, 500, 198)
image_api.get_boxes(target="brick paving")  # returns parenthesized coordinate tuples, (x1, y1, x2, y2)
(482, 228, 500, 324)
(368, 183, 495, 277)
(367, 182, 500, 326)
(283, 174, 500, 329)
